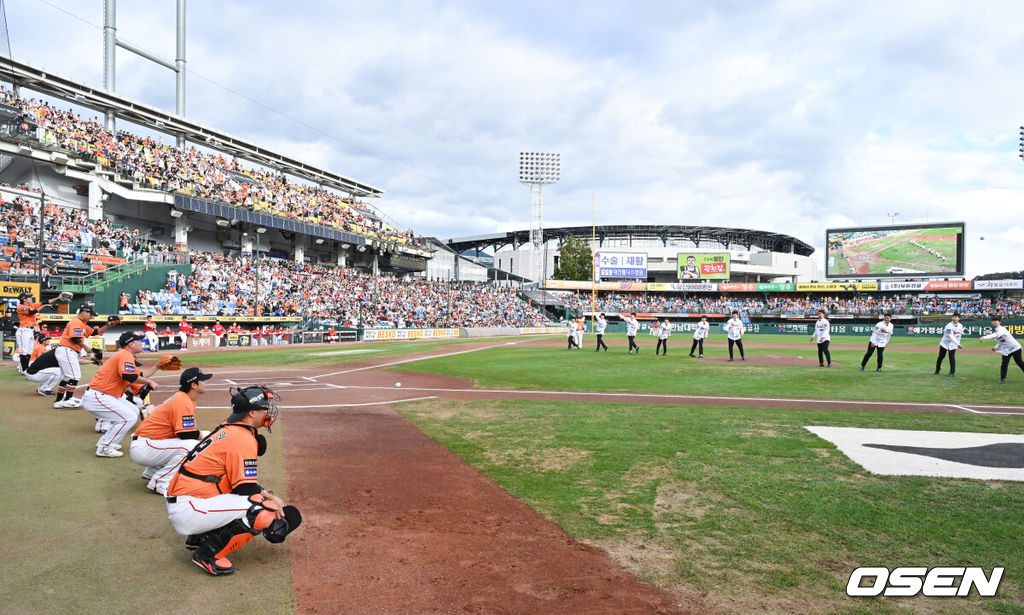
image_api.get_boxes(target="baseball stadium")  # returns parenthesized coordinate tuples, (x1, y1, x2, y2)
(3, 5, 1024, 615)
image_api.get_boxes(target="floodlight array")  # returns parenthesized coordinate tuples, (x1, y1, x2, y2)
(519, 152, 561, 184)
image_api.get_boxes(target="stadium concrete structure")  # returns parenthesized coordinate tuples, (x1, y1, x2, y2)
(450, 225, 819, 284)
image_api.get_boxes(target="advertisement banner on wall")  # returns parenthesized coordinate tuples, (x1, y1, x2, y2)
(647, 282, 720, 292)
(594, 252, 648, 279)
(1, 280, 41, 298)
(363, 328, 459, 341)
(677, 253, 730, 280)
(796, 282, 880, 292)
(545, 280, 648, 291)
(973, 279, 1024, 290)
(880, 280, 973, 291)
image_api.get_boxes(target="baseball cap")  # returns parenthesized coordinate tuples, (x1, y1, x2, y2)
(77, 304, 96, 315)
(180, 367, 213, 388)
(117, 331, 144, 346)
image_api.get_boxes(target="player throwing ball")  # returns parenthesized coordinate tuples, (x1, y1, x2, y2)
(166, 385, 301, 576)
(725, 311, 745, 361)
(860, 313, 894, 372)
(810, 309, 831, 367)
(979, 315, 1024, 384)
(689, 316, 709, 358)
(934, 312, 964, 377)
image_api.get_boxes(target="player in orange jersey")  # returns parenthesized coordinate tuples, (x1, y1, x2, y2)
(166, 385, 300, 576)
(80, 331, 159, 457)
(52, 305, 119, 408)
(15, 291, 60, 373)
(130, 367, 213, 495)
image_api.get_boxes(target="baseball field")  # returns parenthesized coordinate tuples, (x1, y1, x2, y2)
(3, 333, 1023, 614)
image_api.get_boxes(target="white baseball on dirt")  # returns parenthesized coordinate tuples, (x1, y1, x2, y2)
(395, 382, 402, 387)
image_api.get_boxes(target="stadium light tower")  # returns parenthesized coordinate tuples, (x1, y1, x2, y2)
(518, 152, 560, 284)
(887, 212, 900, 226)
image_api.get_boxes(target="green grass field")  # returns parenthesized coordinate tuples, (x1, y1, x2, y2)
(390, 333, 1022, 405)
(4, 333, 1022, 614)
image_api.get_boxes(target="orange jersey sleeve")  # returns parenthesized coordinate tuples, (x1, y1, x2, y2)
(59, 318, 95, 352)
(87, 348, 137, 397)
(17, 302, 43, 328)
(135, 391, 197, 440)
(168, 424, 259, 498)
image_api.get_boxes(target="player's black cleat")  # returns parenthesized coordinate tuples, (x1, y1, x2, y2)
(192, 551, 235, 576)
(860, 366, 865, 371)
(933, 370, 940, 375)
(947, 373, 955, 377)
(876, 368, 882, 372)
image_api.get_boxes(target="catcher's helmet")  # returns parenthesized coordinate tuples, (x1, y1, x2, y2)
(228, 385, 280, 431)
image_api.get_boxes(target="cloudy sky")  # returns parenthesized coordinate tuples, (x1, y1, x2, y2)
(6, 0, 1024, 276)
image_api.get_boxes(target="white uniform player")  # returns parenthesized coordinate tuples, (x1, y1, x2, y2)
(655, 319, 671, 355)
(935, 313, 964, 376)
(144, 317, 160, 351)
(594, 314, 608, 352)
(810, 310, 832, 367)
(625, 313, 640, 354)
(53, 305, 116, 408)
(572, 319, 584, 350)
(14, 292, 59, 373)
(689, 317, 709, 358)
(860, 313, 894, 372)
(725, 312, 745, 361)
(979, 316, 1024, 384)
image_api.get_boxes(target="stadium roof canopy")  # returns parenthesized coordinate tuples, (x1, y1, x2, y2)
(0, 56, 383, 199)
(447, 224, 815, 257)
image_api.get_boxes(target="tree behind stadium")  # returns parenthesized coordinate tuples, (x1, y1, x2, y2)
(553, 236, 594, 281)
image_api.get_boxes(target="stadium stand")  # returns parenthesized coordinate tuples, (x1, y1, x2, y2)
(117, 249, 554, 327)
(1, 87, 421, 248)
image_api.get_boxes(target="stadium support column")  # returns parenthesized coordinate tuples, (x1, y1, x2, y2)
(103, 0, 116, 133)
(337, 244, 347, 267)
(87, 182, 104, 221)
(173, 218, 189, 251)
(294, 237, 305, 264)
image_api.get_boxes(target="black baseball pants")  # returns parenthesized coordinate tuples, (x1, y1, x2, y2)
(656, 338, 667, 355)
(817, 341, 831, 366)
(728, 338, 744, 360)
(936, 347, 956, 374)
(690, 338, 704, 356)
(596, 334, 608, 351)
(861, 342, 885, 369)
(628, 335, 638, 353)
(1000, 349, 1024, 380)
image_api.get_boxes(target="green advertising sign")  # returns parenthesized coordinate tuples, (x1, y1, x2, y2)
(677, 253, 730, 280)
(755, 283, 795, 291)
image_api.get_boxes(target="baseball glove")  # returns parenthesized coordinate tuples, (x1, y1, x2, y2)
(156, 354, 182, 371)
(58, 291, 74, 302)
(91, 348, 103, 365)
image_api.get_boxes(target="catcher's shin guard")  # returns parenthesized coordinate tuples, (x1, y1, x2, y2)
(195, 519, 258, 569)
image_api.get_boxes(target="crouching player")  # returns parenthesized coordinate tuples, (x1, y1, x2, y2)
(165, 385, 301, 576)
(130, 367, 213, 495)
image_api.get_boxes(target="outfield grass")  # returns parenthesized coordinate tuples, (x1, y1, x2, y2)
(398, 398, 1024, 615)
(392, 334, 1023, 406)
(0, 368, 295, 615)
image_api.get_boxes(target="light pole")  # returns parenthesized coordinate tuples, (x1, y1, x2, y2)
(887, 212, 900, 226)
(519, 152, 560, 287)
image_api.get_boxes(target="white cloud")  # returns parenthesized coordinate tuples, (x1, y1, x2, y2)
(6, 0, 1024, 276)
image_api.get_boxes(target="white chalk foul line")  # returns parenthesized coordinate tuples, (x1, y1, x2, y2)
(195, 396, 436, 410)
(951, 404, 1024, 416)
(310, 341, 518, 379)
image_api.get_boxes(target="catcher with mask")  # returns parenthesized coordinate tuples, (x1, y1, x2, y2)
(165, 385, 301, 576)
